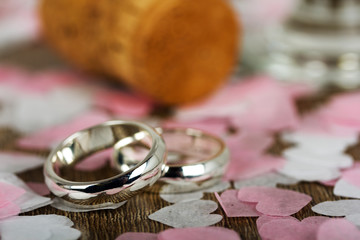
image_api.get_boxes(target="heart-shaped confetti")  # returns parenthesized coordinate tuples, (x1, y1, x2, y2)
(148, 200, 222, 228)
(0, 215, 81, 240)
(215, 190, 260, 217)
(279, 161, 341, 181)
(0, 173, 52, 213)
(234, 172, 298, 189)
(225, 154, 285, 181)
(160, 181, 230, 203)
(158, 227, 241, 240)
(317, 218, 360, 240)
(312, 200, 360, 228)
(282, 131, 357, 155)
(312, 200, 360, 217)
(283, 148, 353, 169)
(237, 187, 312, 216)
(342, 168, 360, 188)
(0, 182, 25, 219)
(176, 77, 299, 132)
(257, 216, 329, 240)
(334, 179, 360, 199)
(93, 89, 152, 118)
(17, 110, 111, 149)
(115, 232, 157, 240)
(0, 152, 44, 173)
(25, 182, 50, 196)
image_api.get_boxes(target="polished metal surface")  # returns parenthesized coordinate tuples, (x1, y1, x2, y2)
(114, 127, 230, 193)
(44, 120, 166, 209)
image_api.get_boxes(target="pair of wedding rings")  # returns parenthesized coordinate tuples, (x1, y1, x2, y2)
(44, 120, 229, 210)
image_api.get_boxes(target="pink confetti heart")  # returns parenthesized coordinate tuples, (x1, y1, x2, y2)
(176, 77, 299, 132)
(74, 148, 113, 171)
(0, 202, 21, 220)
(225, 154, 285, 181)
(116, 232, 158, 240)
(26, 182, 50, 196)
(0, 182, 25, 219)
(162, 119, 228, 136)
(17, 110, 111, 149)
(226, 132, 273, 154)
(237, 187, 312, 216)
(158, 227, 241, 240)
(342, 168, 360, 188)
(93, 89, 152, 118)
(258, 216, 329, 240)
(215, 190, 260, 217)
(0, 182, 26, 203)
(317, 218, 360, 240)
(256, 215, 294, 230)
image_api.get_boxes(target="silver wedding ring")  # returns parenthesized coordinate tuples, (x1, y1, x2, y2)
(44, 120, 166, 209)
(44, 120, 229, 209)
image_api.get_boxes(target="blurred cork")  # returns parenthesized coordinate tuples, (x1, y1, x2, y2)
(40, 0, 239, 105)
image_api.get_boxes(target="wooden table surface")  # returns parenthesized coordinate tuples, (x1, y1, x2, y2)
(0, 43, 356, 240)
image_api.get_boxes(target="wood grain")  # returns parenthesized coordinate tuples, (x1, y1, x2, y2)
(1, 92, 355, 240)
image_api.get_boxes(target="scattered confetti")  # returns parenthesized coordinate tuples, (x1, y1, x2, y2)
(0, 87, 92, 133)
(342, 168, 360, 188)
(225, 154, 285, 181)
(148, 200, 222, 228)
(25, 182, 50, 196)
(0, 215, 81, 240)
(17, 110, 111, 149)
(283, 148, 353, 169)
(279, 160, 341, 181)
(0, 182, 25, 219)
(257, 216, 329, 240)
(0, 152, 44, 173)
(158, 227, 241, 240)
(116, 232, 158, 240)
(176, 77, 299, 132)
(160, 191, 203, 203)
(334, 179, 360, 199)
(317, 218, 360, 240)
(237, 187, 312, 216)
(312, 200, 360, 225)
(215, 190, 260, 217)
(0, 173, 52, 213)
(234, 172, 298, 189)
(93, 89, 153, 118)
(160, 181, 230, 203)
(74, 148, 114, 171)
(116, 227, 241, 240)
(162, 119, 228, 136)
(282, 131, 357, 155)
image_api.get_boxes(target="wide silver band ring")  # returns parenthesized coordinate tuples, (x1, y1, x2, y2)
(44, 120, 166, 210)
(114, 127, 229, 194)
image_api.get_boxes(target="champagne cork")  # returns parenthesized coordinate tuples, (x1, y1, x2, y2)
(40, 0, 239, 105)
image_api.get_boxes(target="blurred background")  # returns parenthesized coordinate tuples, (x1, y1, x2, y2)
(1, 0, 360, 126)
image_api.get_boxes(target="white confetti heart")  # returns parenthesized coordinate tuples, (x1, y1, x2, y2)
(159, 181, 230, 203)
(283, 148, 353, 169)
(334, 179, 360, 199)
(282, 132, 357, 154)
(0, 173, 52, 212)
(0, 215, 81, 240)
(346, 214, 360, 228)
(234, 172, 298, 189)
(279, 161, 341, 181)
(0, 152, 44, 173)
(312, 200, 360, 217)
(148, 200, 222, 228)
